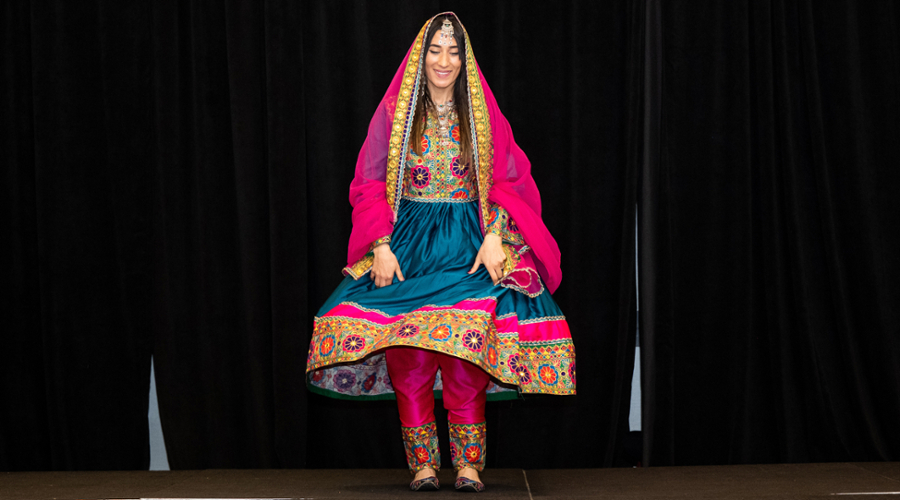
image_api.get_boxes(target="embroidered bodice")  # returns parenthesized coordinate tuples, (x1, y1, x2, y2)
(396, 106, 525, 246)
(342, 105, 527, 280)
(402, 107, 478, 202)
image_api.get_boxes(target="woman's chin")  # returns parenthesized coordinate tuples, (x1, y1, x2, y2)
(428, 76, 455, 89)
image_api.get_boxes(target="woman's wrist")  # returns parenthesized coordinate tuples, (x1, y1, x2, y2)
(483, 233, 502, 245)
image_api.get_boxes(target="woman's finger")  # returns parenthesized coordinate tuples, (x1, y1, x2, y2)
(487, 265, 499, 284)
(468, 255, 483, 274)
(395, 266, 405, 282)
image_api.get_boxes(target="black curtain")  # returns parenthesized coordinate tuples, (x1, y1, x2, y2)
(2, 0, 153, 470)
(640, 0, 900, 465)
(7, 0, 898, 473)
(3, 0, 641, 470)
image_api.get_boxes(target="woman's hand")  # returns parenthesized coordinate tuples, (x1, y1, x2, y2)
(371, 243, 405, 288)
(469, 233, 506, 285)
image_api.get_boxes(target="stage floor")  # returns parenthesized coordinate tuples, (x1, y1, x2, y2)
(1, 462, 898, 499)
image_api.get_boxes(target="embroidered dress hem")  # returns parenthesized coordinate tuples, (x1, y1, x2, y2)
(307, 197, 575, 400)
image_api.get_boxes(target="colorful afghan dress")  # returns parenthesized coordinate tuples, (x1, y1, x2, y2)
(305, 12, 575, 475)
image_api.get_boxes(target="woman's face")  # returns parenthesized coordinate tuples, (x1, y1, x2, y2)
(424, 27, 462, 93)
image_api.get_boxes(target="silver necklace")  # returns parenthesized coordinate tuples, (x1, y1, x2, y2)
(434, 99, 455, 147)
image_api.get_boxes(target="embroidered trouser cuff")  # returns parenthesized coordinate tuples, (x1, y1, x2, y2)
(449, 421, 486, 471)
(401, 421, 441, 472)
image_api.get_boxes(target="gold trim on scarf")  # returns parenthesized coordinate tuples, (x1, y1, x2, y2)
(385, 13, 495, 233)
(462, 29, 494, 233)
(385, 20, 431, 221)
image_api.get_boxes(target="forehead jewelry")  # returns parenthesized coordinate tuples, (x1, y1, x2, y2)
(438, 19, 454, 46)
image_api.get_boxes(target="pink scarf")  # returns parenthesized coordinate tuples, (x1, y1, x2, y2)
(346, 12, 562, 293)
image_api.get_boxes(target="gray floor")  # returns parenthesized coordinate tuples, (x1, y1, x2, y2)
(1, 463, 898, 499)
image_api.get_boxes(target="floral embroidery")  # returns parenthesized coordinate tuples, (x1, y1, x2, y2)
(450, 124, 460, 144)
(450, 156, 467, 178)
(487, 345, 498, 367)
(451, 188, 470, 200)
(402, 421, 441, 472)
(413, 444, 430, 464)
(485, 203, 526, 245)
(411, 165, 431, 188)
(362, 373, 377, 392)
(342, 334, 366, 353)
(507, 353, 521, 372)
(463, 330, 485, 352)
(308, 306, 575, 397)
(334, 370, 356, 390)
(449, 422, 486, 472)
(538, 364, 559, 385)
(514, 364, 532, 385)
(403, 111, 478, 201)
(397, 324, 420, 338)
(464, 444, 482, 463)
(429, 324, 452, 341)
(319, 335, 336, 356)
(486, 206, 500, 228)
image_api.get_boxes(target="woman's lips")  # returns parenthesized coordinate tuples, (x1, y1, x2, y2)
(434, 69, 452, 78)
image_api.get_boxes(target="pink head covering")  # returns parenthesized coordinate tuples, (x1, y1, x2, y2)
(346, 12, 562, 293)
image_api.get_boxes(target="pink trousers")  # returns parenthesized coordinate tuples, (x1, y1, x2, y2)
(385, 347, 491, 427)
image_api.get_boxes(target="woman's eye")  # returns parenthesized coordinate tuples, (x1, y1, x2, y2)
(429, 50, 440, 54)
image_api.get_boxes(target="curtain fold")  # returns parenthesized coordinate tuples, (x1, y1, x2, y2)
(1, 0, 153, 471)
(640, 0, 900, 465)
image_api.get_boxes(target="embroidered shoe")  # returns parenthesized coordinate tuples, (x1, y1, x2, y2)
(409, 475, 440, 491)
(454, 476, 485, 493)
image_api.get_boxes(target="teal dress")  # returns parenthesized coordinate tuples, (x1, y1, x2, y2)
(307, 108, 575, 400)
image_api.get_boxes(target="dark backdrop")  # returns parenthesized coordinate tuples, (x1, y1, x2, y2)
(641, 0, 900, 465)
(2, 1, 641, 470)
(3, 0, 898, 472)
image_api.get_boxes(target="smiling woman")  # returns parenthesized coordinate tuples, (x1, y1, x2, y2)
(410, 17, 470, 166)
(305, 12, 575, 493)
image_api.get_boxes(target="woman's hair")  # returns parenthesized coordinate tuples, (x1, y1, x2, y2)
(409, 15, 472, 164)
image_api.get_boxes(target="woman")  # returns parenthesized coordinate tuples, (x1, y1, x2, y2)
(306, 12, 575, 492)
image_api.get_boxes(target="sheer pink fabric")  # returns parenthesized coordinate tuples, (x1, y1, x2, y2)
(346, 12, 563, 293)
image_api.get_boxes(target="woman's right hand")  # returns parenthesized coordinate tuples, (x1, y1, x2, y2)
(371, 243, 405, 288)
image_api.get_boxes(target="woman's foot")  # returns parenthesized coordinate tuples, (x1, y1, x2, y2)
(410, 467, 439, 491)
(414, 467, 438, 481)
(454, 468, 485, 492)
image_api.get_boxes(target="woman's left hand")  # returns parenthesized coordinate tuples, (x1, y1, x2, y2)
(469, 233, 506, 285)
